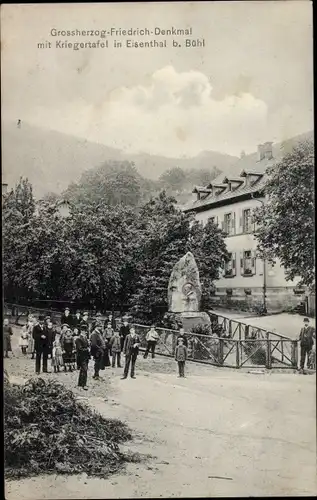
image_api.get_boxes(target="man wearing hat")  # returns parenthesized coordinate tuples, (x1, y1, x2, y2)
(90, 323, 105, 380)
(80, 311, 90, 337)
(33, 315, 50, 374)
(61, 307, 73, 328)
(73, 310, 82, 329)
(299, 317, 315, 372)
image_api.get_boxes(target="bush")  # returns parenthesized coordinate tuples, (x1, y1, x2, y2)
(5, 378, 140, 479)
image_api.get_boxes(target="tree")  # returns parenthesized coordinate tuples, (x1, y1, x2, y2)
(159, 167, 186, 192)
(3, 178, 36, 302)
(253, 139, 315, 288)
(63, 161, 143, 207)
(129, 192, 229, 320)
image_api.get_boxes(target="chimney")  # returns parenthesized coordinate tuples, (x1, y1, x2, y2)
(257, 144, 265, 161)
(263, 141, 273, 160)
(2, 183, 8, 196)
(240, 150, 246, 159)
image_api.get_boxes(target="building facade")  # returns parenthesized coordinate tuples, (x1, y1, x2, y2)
(183, 138, 308, 313)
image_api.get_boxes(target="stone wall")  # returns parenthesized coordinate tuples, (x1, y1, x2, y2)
(209, 287, 305, 314)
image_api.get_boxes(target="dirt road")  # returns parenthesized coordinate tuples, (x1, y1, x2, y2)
(4, 343, 316, 498)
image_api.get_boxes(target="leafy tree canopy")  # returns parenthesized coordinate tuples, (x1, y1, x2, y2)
(253, 139, 315, 288)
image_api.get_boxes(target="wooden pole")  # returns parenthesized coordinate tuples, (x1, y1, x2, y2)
(219, 338, 224, 366)
(236, 341, 240, 368)
(266, 332, 272, 369)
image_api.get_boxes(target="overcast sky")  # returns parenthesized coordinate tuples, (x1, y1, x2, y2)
(1, 2, 313, 158)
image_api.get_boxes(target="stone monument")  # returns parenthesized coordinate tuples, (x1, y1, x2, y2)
(167, 252, 210, 332)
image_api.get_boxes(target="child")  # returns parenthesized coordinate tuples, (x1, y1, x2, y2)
(51, 331, 64, 373)
(19, 325, 29, 355)
(175, 337, 188, 378)
(144, 325, 159, 359)
(61, 327, 76, 372)
(110, 330, 122, 368)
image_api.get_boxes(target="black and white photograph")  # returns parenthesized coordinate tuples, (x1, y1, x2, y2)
(1, 1, 315, 498)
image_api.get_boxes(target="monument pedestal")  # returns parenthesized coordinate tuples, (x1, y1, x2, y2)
(177, 311, 211, 332)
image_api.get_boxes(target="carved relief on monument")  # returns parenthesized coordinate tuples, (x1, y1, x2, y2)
(168, 252, 201, 313)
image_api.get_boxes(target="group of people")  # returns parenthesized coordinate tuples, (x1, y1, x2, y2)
(3, 308, 191, 385)
(7, 309, 314, 379)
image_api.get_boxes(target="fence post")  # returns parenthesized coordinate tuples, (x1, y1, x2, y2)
(236, 341, 240, 368)
(219, 338, 224, 366)
(245, 324, 250, 339)
(291, 341, 298, 369)
(266, 332, 272, 369)
(228, 320, 232, 337)
(238, 323, 241, 341)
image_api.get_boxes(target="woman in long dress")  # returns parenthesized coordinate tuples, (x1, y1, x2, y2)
(61, 327, 76, 371)
(26, 315, 36, 358)
(3, 318, 13, 358)
(51, 331, 64, 373)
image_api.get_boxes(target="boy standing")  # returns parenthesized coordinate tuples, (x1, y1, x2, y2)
(144, 325, 159, 359)
(110, 330, 122, 367)
(175, 338, 188, 378)
(121, 327, 140, 379)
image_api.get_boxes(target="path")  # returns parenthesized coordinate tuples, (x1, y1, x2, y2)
(4, 348, 316, 498)
(212, 310, 316, 340)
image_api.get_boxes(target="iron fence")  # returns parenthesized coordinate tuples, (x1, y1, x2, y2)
(4, 303, 299, 369)
(133, 323, 298, 369)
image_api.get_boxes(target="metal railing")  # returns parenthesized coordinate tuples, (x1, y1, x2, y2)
(133, 323, 298, 370)
(4, 303, 299, 369)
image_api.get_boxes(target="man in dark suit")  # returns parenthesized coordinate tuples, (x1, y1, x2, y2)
(33, 316, 49, 374)
(121, 327, 140, 379)
(61, 307, 73, 328)
(299, 317, 315, 372)
(79, 311, 90, 337)
(90, 324, 105, 380)
(72, 310, 82, 329)
(119, 320, 130, 352)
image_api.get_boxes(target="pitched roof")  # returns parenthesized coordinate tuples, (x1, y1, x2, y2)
(183, 130, 313, 212)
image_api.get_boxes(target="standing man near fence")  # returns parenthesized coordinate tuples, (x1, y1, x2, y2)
(121, 327, 140, 379)
(299, 317, 315, 373)
(144, 325, 159, 359)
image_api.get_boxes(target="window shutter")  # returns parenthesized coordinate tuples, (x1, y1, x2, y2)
(251, 250, 256, 275)
(231, 212, 236, 234)
(240, 251, 244, 274)
(232, 252, 236, 276)
(239, 210, 243, 232)
(216, 216, 219, 227)
(221, 220, 224, 231)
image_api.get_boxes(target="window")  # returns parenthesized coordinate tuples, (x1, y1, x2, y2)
(223, 212, 236, 235)
(242, 209, 253, 233)
(224, 252, 236, 277)
(209, 216, 218, 227)
(240, 250, 256, 276)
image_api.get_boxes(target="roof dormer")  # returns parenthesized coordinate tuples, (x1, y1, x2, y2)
(192, 185, 213, 201)
(222, 177, 244, 191)
(240, 170, 263, 186)
(210, 183, 228, 196)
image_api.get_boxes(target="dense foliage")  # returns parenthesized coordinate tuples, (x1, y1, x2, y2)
(3, 175, 228, 319)
(253, 139, 315, 288)
(5, 377, 137, 479)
